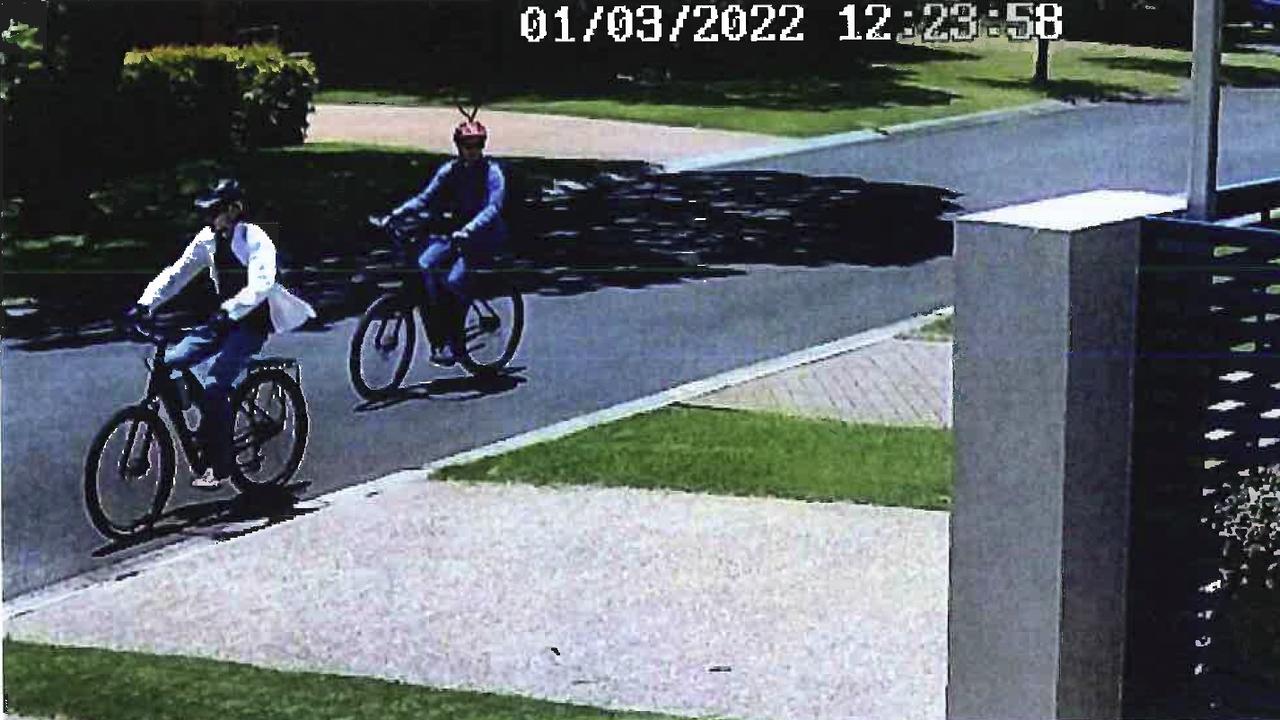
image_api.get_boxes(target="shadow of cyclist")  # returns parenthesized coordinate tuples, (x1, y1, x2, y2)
(352, 370, 526, 413)
(89, 481, 316, 556)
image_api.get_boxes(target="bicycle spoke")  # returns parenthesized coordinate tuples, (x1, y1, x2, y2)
(88, 411, 171, 538)
(117, 421, 142, 476)
(458, 289, 522, 371)
(374, 316, 404, 353)
(232, 374, 305, 487)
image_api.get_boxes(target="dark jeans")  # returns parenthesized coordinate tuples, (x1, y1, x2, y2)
(418, 237, 495, 351)
(163, 322, 269, 477)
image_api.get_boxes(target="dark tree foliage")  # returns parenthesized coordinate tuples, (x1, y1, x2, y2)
(3, 2, 135, 235)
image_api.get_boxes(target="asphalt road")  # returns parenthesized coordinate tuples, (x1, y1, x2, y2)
(2, 261, 951, 598)
(6, 88, 1280, 599)
(730, 89, 1280, 213)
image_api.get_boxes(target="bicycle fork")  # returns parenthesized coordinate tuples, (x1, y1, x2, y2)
(118, 419, 155, 479)
(374, 311, 408, 353)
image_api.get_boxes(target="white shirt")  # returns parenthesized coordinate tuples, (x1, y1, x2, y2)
(138, 222, 316, 333)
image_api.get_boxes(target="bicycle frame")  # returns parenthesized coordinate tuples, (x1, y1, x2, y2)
(134, 335, 298, 479)
(379, 223, 450, 335)
(138, 342, 210, 475)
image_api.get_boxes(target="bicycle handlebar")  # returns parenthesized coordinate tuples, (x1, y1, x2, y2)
(370, 213, 461, 264)
(127, 317, 198, 348)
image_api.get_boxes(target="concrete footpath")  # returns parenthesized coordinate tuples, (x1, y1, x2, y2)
(307, 104, 794, 164)
(6, 319, 955, 720)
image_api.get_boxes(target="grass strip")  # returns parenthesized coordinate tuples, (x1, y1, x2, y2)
(2, 639, 689, 720)
(901, 313, 954, 341)
(437, 406, 954, 511)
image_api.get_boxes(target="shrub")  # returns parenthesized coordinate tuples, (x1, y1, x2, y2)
(1213, 463, 1280, 683)
(1215, 463, 1280, 589)
(0, 20, 44, 109)
(2, 20, 50, 238)
(117, 43, 318, 167)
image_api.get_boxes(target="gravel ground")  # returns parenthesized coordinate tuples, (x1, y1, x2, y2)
(8, 476, 948, 720)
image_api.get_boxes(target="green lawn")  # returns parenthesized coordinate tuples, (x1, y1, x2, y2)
(902, 313, 954, 341)
(2, 640, 688, 720)
(316, 38, 1280, 136)
(437, 406, 954, 510)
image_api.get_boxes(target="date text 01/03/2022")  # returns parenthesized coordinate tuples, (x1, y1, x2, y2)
(518, 4, 1065, 44)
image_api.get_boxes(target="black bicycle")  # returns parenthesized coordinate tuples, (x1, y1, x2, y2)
(348, 217, 524, 399)
(83, 319, 310, 540)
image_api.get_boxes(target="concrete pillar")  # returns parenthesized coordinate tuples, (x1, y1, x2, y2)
(946, 191, 1184, 720)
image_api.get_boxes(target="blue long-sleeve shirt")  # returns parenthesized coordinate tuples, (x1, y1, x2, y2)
(392, 158, 507, 243)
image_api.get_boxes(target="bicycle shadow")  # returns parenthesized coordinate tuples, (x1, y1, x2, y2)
(89, 481, 316, 556)
(352, 370, 527, 413)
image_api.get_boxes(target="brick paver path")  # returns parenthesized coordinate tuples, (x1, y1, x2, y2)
(691, 339, 953, 428)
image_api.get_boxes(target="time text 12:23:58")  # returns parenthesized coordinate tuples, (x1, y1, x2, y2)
(840, 3, 1064, 42)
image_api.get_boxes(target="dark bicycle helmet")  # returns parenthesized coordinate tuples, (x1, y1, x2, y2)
(194, 178, 244, 211)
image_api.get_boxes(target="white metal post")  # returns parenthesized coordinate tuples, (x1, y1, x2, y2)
(1187, 0, 1224, 220)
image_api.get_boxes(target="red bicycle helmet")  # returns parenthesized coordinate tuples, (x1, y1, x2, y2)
(453, 120, 488, 146)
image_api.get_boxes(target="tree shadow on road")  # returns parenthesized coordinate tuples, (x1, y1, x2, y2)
(4, 151, 961, 352)
(89, 482, 316, 557)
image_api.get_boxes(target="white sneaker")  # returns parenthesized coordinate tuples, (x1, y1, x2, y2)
(191, 469, 225, 491)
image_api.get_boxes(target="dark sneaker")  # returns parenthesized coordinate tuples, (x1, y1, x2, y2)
(429, 346, 457, 367)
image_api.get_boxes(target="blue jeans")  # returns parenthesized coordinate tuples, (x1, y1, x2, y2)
(418, 237, 497, 351)
(164, 323, 269, 477)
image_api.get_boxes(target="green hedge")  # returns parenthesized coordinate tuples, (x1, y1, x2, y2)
(117, 44, 318, 165)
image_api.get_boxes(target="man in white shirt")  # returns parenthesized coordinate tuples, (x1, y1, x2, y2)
(127, 179, 316, 490)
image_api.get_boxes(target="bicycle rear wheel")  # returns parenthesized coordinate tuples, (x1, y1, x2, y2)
(83, 406, 175, 540)
(457, 283, 524, 376)
(229, 368, 309, 491)
(349, 293, 416, 398)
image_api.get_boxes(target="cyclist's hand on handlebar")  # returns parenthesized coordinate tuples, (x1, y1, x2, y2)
(124, 303, 149, 322)
(124, 303, 151, 330)
(122, 303, 152, 342)
(207, 309, 234, 335)
(449, 229, 468, 247)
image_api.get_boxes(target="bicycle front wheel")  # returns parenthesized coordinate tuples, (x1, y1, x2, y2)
(458, 284, 524, 376)
(83, 406, 175, 541)
(349, 292, 416, 399)
(229, 368, 309, 491)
